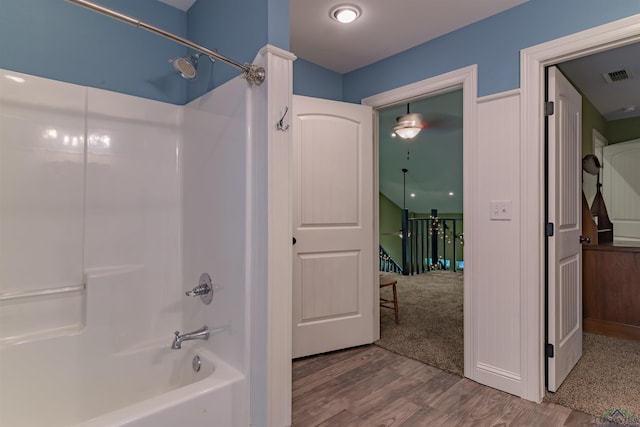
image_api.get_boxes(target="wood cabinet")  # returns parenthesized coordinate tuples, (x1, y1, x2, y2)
(583, 244, 640, 341)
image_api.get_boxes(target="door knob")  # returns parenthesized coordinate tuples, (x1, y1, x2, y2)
(579, 235, 591, 244)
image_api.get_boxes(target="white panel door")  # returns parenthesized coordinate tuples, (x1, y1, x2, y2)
(292, 95, 374, 358)
(547, 66, 583, 392)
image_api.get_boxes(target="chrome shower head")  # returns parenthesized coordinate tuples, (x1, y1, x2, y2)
(169, 53, 215, 80)
(169, 54, 200, 80)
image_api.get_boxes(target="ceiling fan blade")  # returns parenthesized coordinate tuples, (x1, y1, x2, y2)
(420, 113, 462, 131)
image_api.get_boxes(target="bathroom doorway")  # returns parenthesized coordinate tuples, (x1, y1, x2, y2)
(376, 88, 465, 376)
(363, 65, 477, 379)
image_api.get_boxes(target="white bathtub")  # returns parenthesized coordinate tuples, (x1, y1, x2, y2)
(0, 269, 247, 427)
(0, 338, 246, 427)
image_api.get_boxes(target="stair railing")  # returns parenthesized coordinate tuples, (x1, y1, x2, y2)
(401, 209, 464, 275)
(379, 246, 402, 273)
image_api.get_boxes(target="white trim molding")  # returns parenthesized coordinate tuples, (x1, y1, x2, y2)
(372, 109, 381, 341)
(592, 128, 608, 155)
(251, 44, 296, 427)
(520, 14, 640, 403)
(476, 362, 521, 382)
(362, 65, 478, 381)
(362, 66, 477, 108)
(476, 88, 520, 104)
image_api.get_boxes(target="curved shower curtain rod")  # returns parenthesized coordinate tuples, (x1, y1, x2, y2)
(66, 0, 265, 86)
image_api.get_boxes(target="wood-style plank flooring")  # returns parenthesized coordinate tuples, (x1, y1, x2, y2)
(292, 345, 593, 426)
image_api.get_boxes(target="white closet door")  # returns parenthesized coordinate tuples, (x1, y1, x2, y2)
(547, 66, 583, 392)
(292, 95, 375, 358)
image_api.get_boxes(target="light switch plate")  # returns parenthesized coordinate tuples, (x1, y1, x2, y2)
(490, 200, 512, 220)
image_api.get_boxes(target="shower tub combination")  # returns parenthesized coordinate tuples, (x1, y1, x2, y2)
(1, 1, 258, 426)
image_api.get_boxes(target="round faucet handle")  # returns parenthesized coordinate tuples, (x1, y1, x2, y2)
(174, 331, 180, 336)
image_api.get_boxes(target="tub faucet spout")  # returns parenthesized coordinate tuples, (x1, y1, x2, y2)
(171, 325, 209, 349)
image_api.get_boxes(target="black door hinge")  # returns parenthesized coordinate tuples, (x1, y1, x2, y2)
(546, 343, 554, 358)
(546, 222, 554, 237)
(545, 101, 554, 116)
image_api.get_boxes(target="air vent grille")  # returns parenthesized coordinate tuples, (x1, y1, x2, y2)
(602, 69, 634, 83)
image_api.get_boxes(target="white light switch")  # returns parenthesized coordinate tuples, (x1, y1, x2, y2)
(490, 200, 512, 220)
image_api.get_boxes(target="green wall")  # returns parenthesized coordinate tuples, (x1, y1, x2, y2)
(581, 96, 607, 155)
(379, 193, 403, 266)
(379, 193, 465, 270)
(580, 96, 640, 156)
(607, 117, 640, 144)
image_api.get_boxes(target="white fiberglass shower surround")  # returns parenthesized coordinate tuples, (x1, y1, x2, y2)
(0, 66, 251, 425)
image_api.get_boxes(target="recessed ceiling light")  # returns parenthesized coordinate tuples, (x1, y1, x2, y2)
(330, 5, 361, 24)
(410, 193, 416, 198)
(449, 192, 454, 196)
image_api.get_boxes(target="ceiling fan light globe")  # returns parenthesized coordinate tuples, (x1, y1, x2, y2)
(394, 125, 421, 139)
(394, 113, 423, 139)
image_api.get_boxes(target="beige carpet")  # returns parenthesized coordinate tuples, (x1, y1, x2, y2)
(544, 333, 640, 418)
(376, 271, 464, 376)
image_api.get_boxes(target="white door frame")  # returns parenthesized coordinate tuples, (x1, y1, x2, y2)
(592, 128, 608, 188)
(593, 128, 608, 159)
(520, 14, 640, 402)
(362, 65, 478, 378)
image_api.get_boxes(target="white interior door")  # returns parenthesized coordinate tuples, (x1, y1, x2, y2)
(547, 66, 583, 392)
(292, 95, 374, 359)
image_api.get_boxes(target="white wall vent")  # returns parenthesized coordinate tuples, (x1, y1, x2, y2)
(602, 68, 634, 83)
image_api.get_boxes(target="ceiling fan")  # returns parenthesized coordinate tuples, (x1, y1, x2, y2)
(393, 103, 461, 140)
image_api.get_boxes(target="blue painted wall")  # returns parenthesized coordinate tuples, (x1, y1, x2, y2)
(0, 0, 188, 104)
(186, 0, 289, 102)
(0, 0, 290, 105)
(3, 0, 637, 105)
(186, 0, 265, 102)
(268, 0, 289, 52)
(343, 0, 640, 103)
(293, 58, 343, 101)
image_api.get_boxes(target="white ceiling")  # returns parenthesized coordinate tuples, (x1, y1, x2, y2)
(290, 0, 529, 74)
(559, 42, 640, 121)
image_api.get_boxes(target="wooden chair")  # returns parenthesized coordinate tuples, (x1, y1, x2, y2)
(379, 275, 399, 324)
